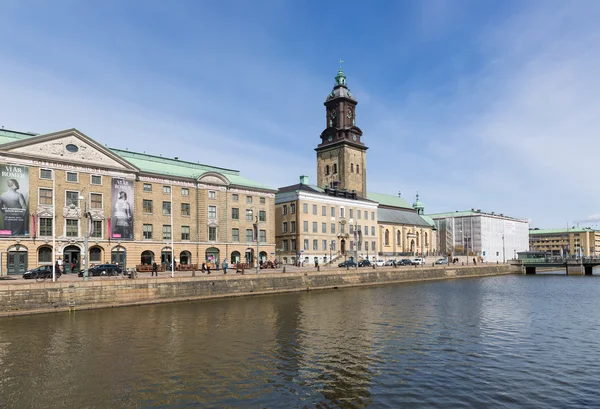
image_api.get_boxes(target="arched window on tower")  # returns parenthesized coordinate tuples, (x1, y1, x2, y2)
(325, 165, 330, 175)
(351, 163, 354, 173)
(356, 165, 360, 174)
(397, 230, 400, 245)
(385, 229, 390, 246)
(333, 164, 337, 174)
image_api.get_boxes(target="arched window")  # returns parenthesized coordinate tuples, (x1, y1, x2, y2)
(325, 165, 330, 175)
(425, 232, 428, 247)
(351, 163, 354, 172)
(333, 164, 337, 174)
(385, 229, 390, 246)
(141, 250, 154, 265)
(416, 232, 419, 246)
(396, 230, 401, 245)
(89, 246, 102, 263)
(356, 165, 360, 174)
(38, 246, 52, 263)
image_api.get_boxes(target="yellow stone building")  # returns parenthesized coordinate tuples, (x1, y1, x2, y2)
(529, 227, 600, 257)
(0, 128, 276, 275)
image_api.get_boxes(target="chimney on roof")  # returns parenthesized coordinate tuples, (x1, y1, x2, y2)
(174, 157, 179, 160)
(477, 209, 481, 212)
(299, 175, 309, 185)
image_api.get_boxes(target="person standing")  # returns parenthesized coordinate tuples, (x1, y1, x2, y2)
(223, 259, 228, 275)
(152, 261, 158, 277)
(54, 260, 61, 275)
(201, 263, 207, 273)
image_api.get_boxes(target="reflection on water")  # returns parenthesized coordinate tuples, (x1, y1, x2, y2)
(2, 275, 600, 408)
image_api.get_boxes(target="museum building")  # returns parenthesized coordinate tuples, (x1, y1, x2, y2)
(0, 128, 276, 275)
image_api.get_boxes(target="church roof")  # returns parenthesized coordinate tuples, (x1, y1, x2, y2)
(378, 207, 432, 228)
(367, 192, 413, 209)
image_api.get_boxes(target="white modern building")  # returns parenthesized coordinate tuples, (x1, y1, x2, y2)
(429, 210, 529, 263)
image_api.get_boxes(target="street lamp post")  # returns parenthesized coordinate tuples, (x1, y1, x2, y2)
(78, 195, 90, 281)
(254, 214, 260, 274)
(502, 233, 506, 263)
(349, 218, 359, 270)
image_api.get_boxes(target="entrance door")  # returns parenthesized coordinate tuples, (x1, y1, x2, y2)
(111, 247, 126, 268)
(7, 251, 27, 275)
(64, 245, 81, 274)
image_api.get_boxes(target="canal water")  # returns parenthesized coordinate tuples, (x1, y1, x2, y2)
(1, 275, 600, 408)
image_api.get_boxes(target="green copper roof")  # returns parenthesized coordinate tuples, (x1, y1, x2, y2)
(111, 149, 275, 191)
(367, 192, 412, 209)
(529, 227, 597, 235)
(421, 215, 435, 227)
(428, 210, 479, 218)
(0, 129, 37, 145)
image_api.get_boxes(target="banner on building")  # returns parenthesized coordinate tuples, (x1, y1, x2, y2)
(111, 178, 134, 240)
(0, 165, 29, 236)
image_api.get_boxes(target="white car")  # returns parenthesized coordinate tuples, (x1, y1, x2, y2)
(374, 259, 385, 267)
(411, 258, 425, 266)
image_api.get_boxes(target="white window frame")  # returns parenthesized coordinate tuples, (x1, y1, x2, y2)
(64, 218, 80, 237)
(38, 188, 53, 206)
(65, 190, 80, 207)
(182, 188, 190, 196)
(66, 172, 79, 183)
(90, 174, 103, 185)
(208, 205, 217, 219)
(90, 220, 103, 239)
(143, 183, 152, 192)
(208, 190, 216, 199)
(39, 168, 53, 180)
(163, 186, 171, 194)
(89, 192, 103, 210)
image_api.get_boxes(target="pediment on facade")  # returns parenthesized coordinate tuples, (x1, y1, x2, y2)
(198, 172, 230, 186)
(0, 128, 138, 171)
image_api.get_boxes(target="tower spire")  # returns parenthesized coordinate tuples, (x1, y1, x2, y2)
(335, 59, 347, 86)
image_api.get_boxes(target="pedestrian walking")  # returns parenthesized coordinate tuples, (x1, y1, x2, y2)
(206, 263, 211, 274)
(223, 259, 228, 275)
(55, 260, 61, 275)
(201, 263, 207, 273)
(152, 262, 158, 276)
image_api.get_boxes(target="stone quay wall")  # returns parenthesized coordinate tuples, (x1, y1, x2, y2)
(0, 265, 517, 317)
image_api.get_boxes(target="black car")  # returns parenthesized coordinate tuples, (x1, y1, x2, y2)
(398, 259, 412, 266)
(358, 259, 372, 267)
(338, 260, 357, 268)
(78, 264, 123, 277)
(23, 266, 60, 280)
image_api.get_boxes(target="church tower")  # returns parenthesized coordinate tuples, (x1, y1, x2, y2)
(315, 64, 368, 198)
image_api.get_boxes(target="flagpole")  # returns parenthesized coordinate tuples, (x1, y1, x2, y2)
(171, 185, 174, 278)
(52, 173, 56, 282)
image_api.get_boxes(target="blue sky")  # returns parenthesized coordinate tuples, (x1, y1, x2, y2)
(1, 0, 599, 228)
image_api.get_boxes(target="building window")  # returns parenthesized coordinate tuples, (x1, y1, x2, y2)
(312, 222, 318, 233)
(322, 222, 326, 233)
(143, 199, 153, 213)
(66, 191, 79, 206)
(163, 186, 171, 194)
(350, 225, 354, 234)
(313, 240, 318, 251)
(331, 223, 335, 234)
(66, 219, 78, 237)
(357, 165, 360, 174)
(282, 222, 288, 233)
(181, 203, 190, 216)
(143, 224, 153, 239)
(290, 221, 296, 232)
(232, 194, 239, 201)
(312, 204, 317, 215)
(90, 193, 102, 209)
(40, 169, 52, 180)
(208, 205, 217, 219)
(259, 210, 266, 222)
(232, 228, 239, 242)
(303, 203, 308, 214)
(162, 225, 171, 240)
(331, 241, 336, 251)
(325, 165, 330, 175)
(364, 210, 368, 219)
(260, 197, 265, 204)
(341, 224, 345, 234)
(208, 190, 216, 199)
(246, 196, 253, 204)
(91, 220, 102, 238)
(349, 209, 354, 219)
(90, 247, 102, 262)
(232, 207, 239, 220)
(322, 240, 327, 251)
(371, 226, 375, 236)
(303, 221, 308, 232)
(162, 201, 171, 215)
(282, 240, 289, 251)
(39, 188, 53, 205)
(364, 226, 368, 236)
(333, 164, 337, 174)
(39, 218, 52, 236)
(246, 209, 253, 221)
(290, 203, 296, 214)
(372, 241, 376, 251)
(358, 241, 362, 251)
(38, 247, 52, 263)
(322, 206, 326, 216)
(66, 172, 78, 182)
(303, 239, 309, 250)
(91, 175, 102, 185)
(357, 210, 361, 219)
(331, 207, 335, 217)
(340, 208, 345, 218)
(259, 230, 266, 243)
(181, 226, 190, 240)
(385, 229, 390, 246)
(208, 226, 217, 241)
(371, 212, 375, 221)
(182, 188, 189, 196)
(283, 205, 288, 215)
(143, 183, 152, 192)
(246, 229, 253, 242)
(291, 239, 297, 250)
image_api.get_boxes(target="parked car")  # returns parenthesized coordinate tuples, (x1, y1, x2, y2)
(411, 258, 425, 266)
(435, 258, 448, 265)
(358, 259, 372, 267)
(23, 265, 60, 280)
(338, 260, 357, 268)
(374, 259, 385, 267)
(384, 259, 396, 266)
(398, 259, 412, 266)
(78, 264, 123, 277)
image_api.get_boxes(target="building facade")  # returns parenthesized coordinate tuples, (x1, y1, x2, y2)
(0, 128, 276, 275)
(529, 227, 600, 257)
(430, 210, 529, 262)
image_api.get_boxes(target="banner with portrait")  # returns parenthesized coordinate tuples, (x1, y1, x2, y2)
(110, 178, 134, 240)
(0, 165, 29, 236)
